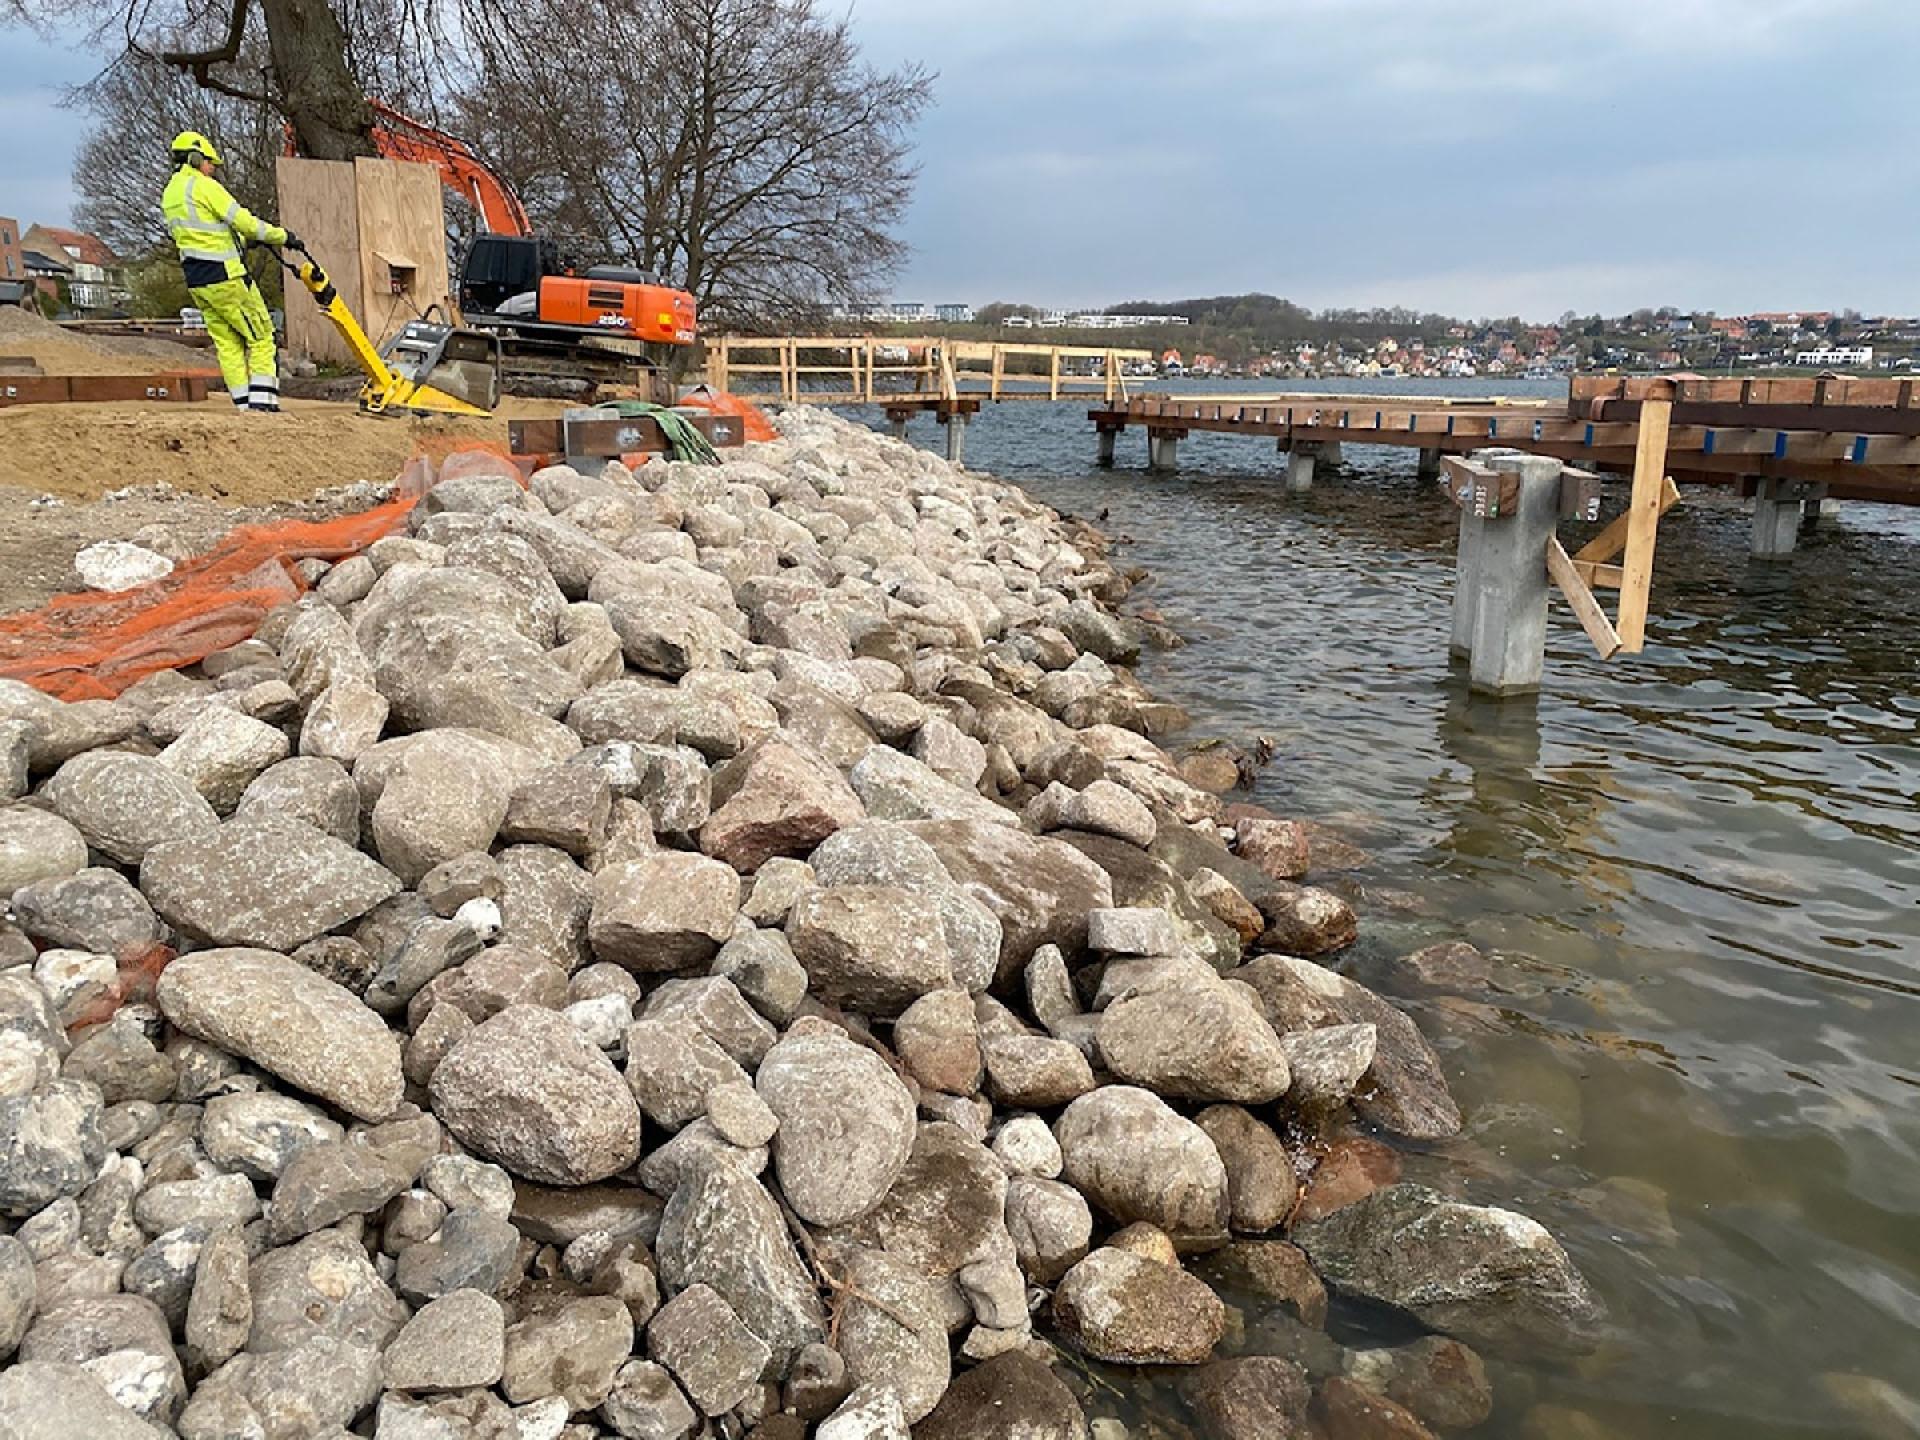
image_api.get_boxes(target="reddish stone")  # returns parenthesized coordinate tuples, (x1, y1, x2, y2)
(1294, 1137, 1401, 1225)
(1236, 817, 1311, 881)
(1315, 1376, 1438, 1440)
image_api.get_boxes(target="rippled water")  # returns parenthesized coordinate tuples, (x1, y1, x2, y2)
(856, 379, 1920, 1438)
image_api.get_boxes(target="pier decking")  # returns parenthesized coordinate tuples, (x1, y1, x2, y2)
(1087, 374, 1920, 508)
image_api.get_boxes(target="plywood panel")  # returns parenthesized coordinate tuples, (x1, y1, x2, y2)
(276, 156, 362, 368)
(352, 158, 450, 353)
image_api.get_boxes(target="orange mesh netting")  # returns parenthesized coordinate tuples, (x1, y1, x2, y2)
(0, 445, 523, 702)
(679, 386, 778, 442)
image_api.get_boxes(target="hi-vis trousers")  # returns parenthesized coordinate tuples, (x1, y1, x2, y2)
(190, 276, 280, 411)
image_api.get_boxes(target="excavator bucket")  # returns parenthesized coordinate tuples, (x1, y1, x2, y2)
(376, 321, 501, 414)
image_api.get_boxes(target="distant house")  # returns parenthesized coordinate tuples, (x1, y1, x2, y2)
(0, 216, 22, 287)
(888, 301, 926, 322)
(20, 224, 129, 313)
(1794, 345, 1873, 368)
(1160, 348, 1184, 375)
(21, 245, 71, 304)
(933, 303, 973, 324)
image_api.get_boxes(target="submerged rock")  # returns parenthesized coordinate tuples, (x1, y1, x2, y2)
(1294, 1184, 1604, 1357)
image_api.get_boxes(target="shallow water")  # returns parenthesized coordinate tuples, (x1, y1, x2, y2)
(857, 379, 1920, 1437)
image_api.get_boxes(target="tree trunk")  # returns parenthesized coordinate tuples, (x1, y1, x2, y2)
(259, 0, 376, 160)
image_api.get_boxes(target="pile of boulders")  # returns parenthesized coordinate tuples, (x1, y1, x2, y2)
(0, 407, 1602, 1440)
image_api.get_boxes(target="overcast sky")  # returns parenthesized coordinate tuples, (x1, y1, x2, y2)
(5, 0, 1915, 319)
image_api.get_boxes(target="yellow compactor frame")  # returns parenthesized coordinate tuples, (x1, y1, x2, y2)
(291, 259, 500, 418)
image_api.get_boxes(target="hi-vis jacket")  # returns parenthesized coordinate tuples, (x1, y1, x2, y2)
(160, 163, 287, 288)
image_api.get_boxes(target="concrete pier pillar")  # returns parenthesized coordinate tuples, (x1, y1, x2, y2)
(943, 414, 968, 467)
(1319, 441, 1344, 466)
(889, 415, 909, 441)
(1147, 431, 1180, 472)
(1458, 452, 1565, 696)
(1287, 441, 1321, 493)
(1417, 446, 1444, 481)
(1096, 428, 1117, 468)
(1801, 482, 1830, 532)
(1751, 477, 1803, 558)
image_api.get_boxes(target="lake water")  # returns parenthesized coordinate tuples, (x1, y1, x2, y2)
(857, 379, 1920, 1438)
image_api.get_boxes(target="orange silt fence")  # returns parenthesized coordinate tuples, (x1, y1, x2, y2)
(0, 445, 523, 702)
(678, 386, 779, 442)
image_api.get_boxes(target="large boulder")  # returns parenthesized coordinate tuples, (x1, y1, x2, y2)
(904, 820, 1115, 984)
(0, 1080, 105, 1218)
(699, 737, 864, 874)
(370, 732, 514, 884)
(1293, 1184, 1604, 1358)
(654, 1159, 827, 1369)
(0, 806, 88, 900)
(0, 1361, 173, 1439)
(1051, 1247, 1223, 1365)
(756, 1025, 915, 1227)
(589, 854, 741, 973)
(429, 1005, 641, 1184)
(1053, 1087, 1229, 1247)
(41, 751, 218, 864)
(912, 1349, 1087, 1440)
(1097, 978, 1290, 1104)
(849, 746, 1016, 830)
(785, 886, 953, 1016)
(1053, 831, 1241, 971)
(1235, 956, 1460, 1139)
(156, 949, 403, 1122)
(140, 813, 401, 952)
(832, 1248, 950, 1424)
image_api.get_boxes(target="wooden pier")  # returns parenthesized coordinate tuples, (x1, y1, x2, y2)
(1087, 374, 1920, 510)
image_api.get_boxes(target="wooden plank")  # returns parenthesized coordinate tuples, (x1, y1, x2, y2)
(277, 155, 364, 367)
(1571, 560, 1625, 589)
(1572, 475, 1683, 565)
(1548, 536, 1623, 660)
(1616, 394, 1672, 653)
(352, 157, 450, 355)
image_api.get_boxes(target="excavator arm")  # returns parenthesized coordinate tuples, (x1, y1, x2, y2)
(366, 100, 532, 237)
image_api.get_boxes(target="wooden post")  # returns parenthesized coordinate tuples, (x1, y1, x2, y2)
(1615, 391, 1671, 652)
(990, 345, 1004, 402)
(1049, 348, 1061, 401)
(709, 337, 729, 394)
(864, 340, 874, 403)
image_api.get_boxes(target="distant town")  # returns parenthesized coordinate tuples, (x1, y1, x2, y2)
(3, 214, 1909, 383)
(827, 297, 1915, 379)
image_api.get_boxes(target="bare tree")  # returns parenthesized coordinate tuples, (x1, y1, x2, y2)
(14, 0, 384, 158)
(70, 49, 284, 256)
(458, 0, 931, 324)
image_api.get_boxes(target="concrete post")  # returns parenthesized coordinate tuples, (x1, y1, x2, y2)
(1319, 441, 1344, 466)
(1287, 440, 1321, 493)
(1464, 453, 1564, 696)
(1417, 447, 1444, 481)
(1096, 428, 1117, 468)
(889, 415, 909, 441)
(1751, 477, 1803, 558)
(1147, 431, 1180, 472)
(1449, 497, 1483, 660)
(944, 414, 967, 467)
(1801, 482, 1830, 532)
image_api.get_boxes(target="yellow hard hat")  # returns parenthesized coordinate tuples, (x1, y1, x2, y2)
(171, 131, 222, 165)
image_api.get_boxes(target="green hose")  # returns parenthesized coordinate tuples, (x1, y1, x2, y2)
(592, 400, 721, 466)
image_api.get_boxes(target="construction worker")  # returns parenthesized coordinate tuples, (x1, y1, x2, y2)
(160, 132, 301, 412)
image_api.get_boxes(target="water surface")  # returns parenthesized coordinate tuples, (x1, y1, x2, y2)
(861, 378, 1920, 1438)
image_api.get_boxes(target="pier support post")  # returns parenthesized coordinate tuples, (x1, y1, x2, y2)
(1319, 441, 1344, 466)
(1417, 447, 1443, 481)
(1750, 477, 1805, 559)
(1096, 427, 1117, 468)
(1801, 482, 1830, 532)
(941, 413, 968, 467)
(1457, 452, 1564, 696)
(1287, 440, 1322, 493)
(889, 415, 909, 441)
(1147, 430, 1180, 473)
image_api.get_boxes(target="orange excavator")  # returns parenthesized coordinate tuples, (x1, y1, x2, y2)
(363, 101, 696, 394)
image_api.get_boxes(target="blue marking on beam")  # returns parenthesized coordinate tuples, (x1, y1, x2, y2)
(1851, 435, 1867, 463)
(1533, 420, 1544, 440)
(1704, 430, 1716, 454)
(1447, 416, 1456, 434)
(1774, 432, 1787, 459)
(1584, 423, 1594, 447)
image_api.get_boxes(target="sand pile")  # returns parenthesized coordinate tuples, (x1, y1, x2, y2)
(0, 305, 216, 376)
